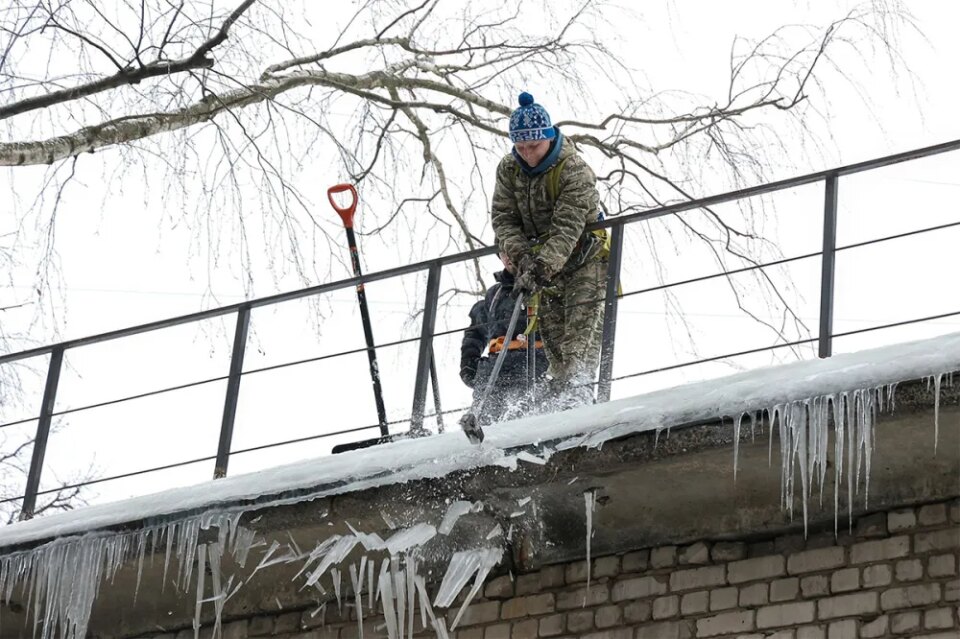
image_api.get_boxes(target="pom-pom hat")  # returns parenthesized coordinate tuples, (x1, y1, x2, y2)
(509, 92, 556, 143)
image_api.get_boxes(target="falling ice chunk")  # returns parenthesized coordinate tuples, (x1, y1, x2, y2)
(381, 510, 398, 530)
(515, 451, 548, 465)
(307, 536, 359, 586)
(486, 524, 502, 540)
(567, 476, 579, 485)
(438, 501, 481, 535)
(379, 570, 398, 639)
(433, 548, 502, 608)
(449, 549, 502, 628)
(385, 524, 437, 555)
(348, 523, 387, 551)
(517, 497, 532, 507)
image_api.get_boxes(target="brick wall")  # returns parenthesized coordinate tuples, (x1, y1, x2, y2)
(140, 499, 959, 639)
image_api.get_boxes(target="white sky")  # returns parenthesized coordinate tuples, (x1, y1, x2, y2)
(0, 1, 958, 512)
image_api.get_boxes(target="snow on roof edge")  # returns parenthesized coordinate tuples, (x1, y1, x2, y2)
(1, 331, 958, 551)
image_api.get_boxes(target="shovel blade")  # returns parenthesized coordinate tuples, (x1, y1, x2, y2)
(458, 412, 485, 444)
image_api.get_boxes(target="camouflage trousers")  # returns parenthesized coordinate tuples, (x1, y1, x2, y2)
(538, 258, 608, 400)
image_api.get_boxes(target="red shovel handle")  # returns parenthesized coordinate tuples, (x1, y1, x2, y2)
(327, 183, 358, 228)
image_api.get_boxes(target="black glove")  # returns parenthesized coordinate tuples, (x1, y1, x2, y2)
(515, 257, 548, 294)
(460, 360, 478, 387)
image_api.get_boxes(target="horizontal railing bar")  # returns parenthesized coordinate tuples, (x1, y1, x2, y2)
(0, 454, 217, 505)
(620, 251, 822, 299)
(587, 138, 960, 233)
(611, 338, 818, 382)
(0, 416, 38, 431)
(836, 220, 960, 252)
(619, 219, 960, 300)
(3, 139, 956, 367)
(831, 310, 960, 339)
(49, 375, 230, 419)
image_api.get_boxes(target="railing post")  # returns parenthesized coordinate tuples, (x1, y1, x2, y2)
(214, 305, 251, 479)
(819, 175, 839, 358)
(429, 346, 445, 433)
(410, 263, 441, 435)
(19, 346, 64, 520)
(597, 222, 625, 403)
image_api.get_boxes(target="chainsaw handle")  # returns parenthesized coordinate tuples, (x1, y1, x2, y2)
(327, 183, 358, 228)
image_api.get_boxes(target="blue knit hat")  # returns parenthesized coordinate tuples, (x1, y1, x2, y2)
(509, 92, 556, 143)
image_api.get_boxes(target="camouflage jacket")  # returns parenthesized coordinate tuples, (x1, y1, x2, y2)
(490, 132, 600, 278)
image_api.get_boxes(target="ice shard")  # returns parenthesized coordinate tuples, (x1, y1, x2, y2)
(438, 501, 480, 535)
(385, 524, 436, 555)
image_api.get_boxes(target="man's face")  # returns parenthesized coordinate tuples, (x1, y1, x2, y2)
(514, 139, 550, 166)
(500, 251, 515, 273)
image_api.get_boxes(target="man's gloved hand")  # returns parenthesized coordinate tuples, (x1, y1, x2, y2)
(515, 256, 549, 294)
(460, 360, 478, 387)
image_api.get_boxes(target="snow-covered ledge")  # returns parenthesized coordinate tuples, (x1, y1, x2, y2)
(0, 333, 957, 639)
(1, 332, 959, 551)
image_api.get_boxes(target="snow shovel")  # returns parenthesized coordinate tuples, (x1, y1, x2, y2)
(327, 183, 389, 436)
(459, 293, 526, 444)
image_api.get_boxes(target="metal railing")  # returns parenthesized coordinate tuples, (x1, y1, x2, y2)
(2, 138, 959, 520)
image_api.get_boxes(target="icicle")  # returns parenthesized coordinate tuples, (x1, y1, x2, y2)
(449, 549, 501, 629)
(251, 541, 281, 578)
(232, 527, 258, 567)
(392, 556, 405, 639)
(163, 521, 176, 592)
(208, 543, 225, 638)
(379, 570, 398, 639)
(415, 576, 431, 630)
(331, 568, 342, 614)
(368, 557, 376, 610)
(733, 413, 742, 481)
(832, 394, 844, 538)
(134, 531, 147, 603)
(433, 548, 501, 608)
(818, 396, 830, 506)
(416, 575, 449, 639)
(934, 373, 942, 454)
(768, 405, 779, 468)
(406, 556, 416, 639)
(350, 563, 364, 639)
(584, 490, 596, 606)
(376, 558, 390, 605)
(193, 544, 206, 639)
(845, 391, 854, 532)
(307, 536, 359, 586)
